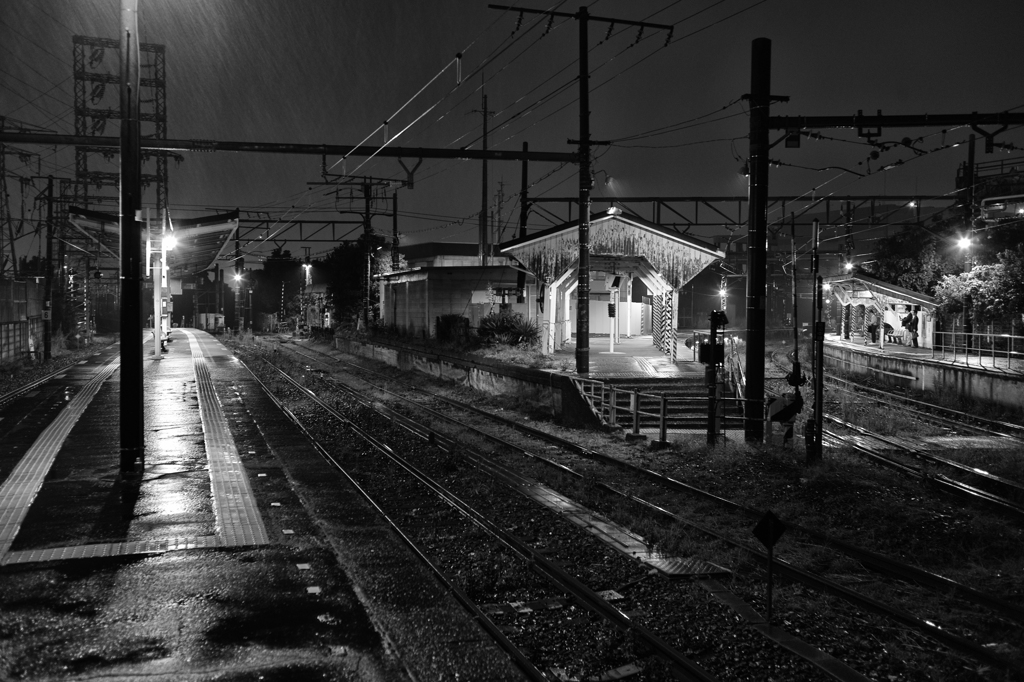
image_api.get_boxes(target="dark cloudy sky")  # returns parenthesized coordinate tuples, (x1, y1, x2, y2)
(2, 0, 1021, 264)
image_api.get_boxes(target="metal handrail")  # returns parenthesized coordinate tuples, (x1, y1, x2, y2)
(931, 322, 1023, 372)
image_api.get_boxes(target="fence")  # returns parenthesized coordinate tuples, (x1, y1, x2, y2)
(571, 374, 750, 445)
(0, 280, 45, 365)
(932, 322, 1023, 372)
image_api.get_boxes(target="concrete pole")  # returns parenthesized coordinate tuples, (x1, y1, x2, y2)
(516, 142, 529, 304)
(119, 0, 144, 474)
(152, 211, 161, 357)
(479, 92, 489, 266)
(743, 37, 771, 443)
(575, 6, 591, 375)
(392, 191, 399, 271)
(44, 176, 53, 361)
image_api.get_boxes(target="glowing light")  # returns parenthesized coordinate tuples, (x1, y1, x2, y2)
(233, 272, 242, 282)
(162, 234, 177, 250)
(719, 288, 727, 297)
(844, 262, 854, 272)
(908, 201, 916, 208)
(958, 236, 972, 249)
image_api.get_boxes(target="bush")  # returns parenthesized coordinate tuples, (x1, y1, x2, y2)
(436, 314, 470, 344)
(477, 310, 539, 347)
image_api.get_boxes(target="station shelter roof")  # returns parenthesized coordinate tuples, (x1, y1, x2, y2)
(498, 207, 724, 289)
(824, 271, 936, 312)
(68, 207, 239, 279)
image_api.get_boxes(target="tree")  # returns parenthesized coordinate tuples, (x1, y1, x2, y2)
(932, 245, 1024, 325)
(322, 235, 406, 330)
(250, 247, 300, 325)
(867, 224, 959, 293)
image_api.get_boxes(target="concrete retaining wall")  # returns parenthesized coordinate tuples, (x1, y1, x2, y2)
(824, 344, 1024, 417)
(334, 337, 602, 429)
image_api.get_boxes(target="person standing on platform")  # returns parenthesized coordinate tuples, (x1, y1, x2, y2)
(909, 310, 919, 348)
(900, 309, 913, 345)
(866, 310, 879, 343)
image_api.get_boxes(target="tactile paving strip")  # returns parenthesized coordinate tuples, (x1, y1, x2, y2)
(0, 357, 121, 558)
(1, 333, 268, 565)
(183, 329, 268, 546)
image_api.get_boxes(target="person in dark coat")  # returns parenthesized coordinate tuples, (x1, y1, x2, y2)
(909, 311, 919, 348)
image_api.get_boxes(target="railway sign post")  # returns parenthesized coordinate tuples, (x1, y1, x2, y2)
(753, 511, 786, 626)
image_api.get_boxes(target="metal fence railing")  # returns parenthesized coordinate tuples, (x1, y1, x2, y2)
(932, 323, 1023, 372)
(570, 375, 751, 445)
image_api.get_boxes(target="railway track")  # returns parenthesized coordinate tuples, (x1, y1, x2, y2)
(240, 348, 757, 680)
(767, 348, 1024, 518)
(237, 338, 1024, 680)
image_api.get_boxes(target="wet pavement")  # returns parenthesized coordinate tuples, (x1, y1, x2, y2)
(0, 331, 525, 681)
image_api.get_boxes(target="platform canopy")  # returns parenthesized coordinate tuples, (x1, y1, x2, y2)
(824, 271, 936, 312)
(498, 207, 724, 289)
(68, 207, 240, 279)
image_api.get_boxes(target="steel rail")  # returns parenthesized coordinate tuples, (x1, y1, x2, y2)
(256, 353, 721, 682)
(282, 346, 1024, 643)
(823, 419, 1024, 519)
(825, 414, 1024, 497)
(825, 375, 1024, 444)
(238, 357, 549, 682)
(0, 350, 115, 408)
(601, 484, 1023, 676)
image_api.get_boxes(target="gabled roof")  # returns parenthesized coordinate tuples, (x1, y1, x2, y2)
(824, 271, 936, 310)
(499, 207, 724, 288)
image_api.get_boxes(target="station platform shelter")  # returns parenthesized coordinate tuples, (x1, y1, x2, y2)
(500, 207, 724, 363)
(824, 271, 936, 350)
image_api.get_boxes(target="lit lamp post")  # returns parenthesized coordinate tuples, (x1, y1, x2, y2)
(233, 271, 245, 332)
(302, 262, 312, 329)
(151, 217, 175, 358)
(958, 235, 973, 353)
(366, 246, 381, 327)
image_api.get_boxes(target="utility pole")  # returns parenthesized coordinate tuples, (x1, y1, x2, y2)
(576, 6, 592, 375)
(478, 92, 490, 266)
(44, 176, 54, 361)
(742, 52, 1022, 446)
(516, 141, 529, 305)
(119, 0, 143, 475)
(491, 4, 671, 375)
(392, 191, 399, 271)
(363, 182, 372, 327)
(744, 37, 772, 443)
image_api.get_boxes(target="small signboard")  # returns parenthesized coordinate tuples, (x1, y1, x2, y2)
(753, 511, 785, 548)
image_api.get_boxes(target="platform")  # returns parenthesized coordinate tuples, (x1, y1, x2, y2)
(0, 329, 524, 681)
(549, 333, 706, 379)
(825, 332, 1024, 375)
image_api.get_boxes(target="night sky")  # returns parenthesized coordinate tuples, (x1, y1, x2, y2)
(2, 0, 1022, 265)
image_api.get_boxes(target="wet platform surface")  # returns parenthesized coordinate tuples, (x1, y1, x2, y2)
(550, 334, 705, 379)
(0, 330, 524, 681)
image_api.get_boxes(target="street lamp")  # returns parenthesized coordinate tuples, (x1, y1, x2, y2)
(152, 219, 175, 357)
(365, 245, 382, 328)
(958, 235, 974, 353)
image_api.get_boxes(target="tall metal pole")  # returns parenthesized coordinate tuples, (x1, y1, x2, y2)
(744, 37, 771, 442)
(516, 141, 530, 307)
(119, 0, 143, 474)
(479, 92, 489, 266)
(391, 191, 399, 271)
(151, 210, 161, 357)
(576, 6, 591, 375)
(808, 219, 823, 462)
(362, 182, 372, 327)
(43, 176, 53, 361)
